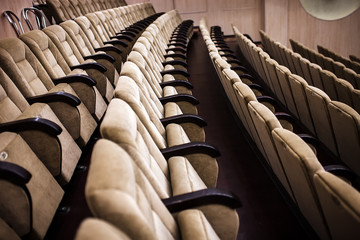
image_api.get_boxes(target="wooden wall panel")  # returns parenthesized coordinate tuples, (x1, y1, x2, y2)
(0, 0, 35, 39)
(265, 0, 360, 58)
(174, 0, 207, 14)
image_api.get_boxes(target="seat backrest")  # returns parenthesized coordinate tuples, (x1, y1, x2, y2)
(19, 30, 71, 79)
(333, 77, 354, 108)
(247, 101, 293, 198)
(0, 132, 64, 239)
(75, 218, 131, 240)
(60, 20, 96, 56)
(308, 62, 324, 89)
(0, 38, 55, 97)
(304, 85, 338, 155)
(320, 69, 338, 100)
(271, 128, 330, 240)
(85, 13, 111, 43)
(43, 25, 84, 67)
(287, 73, 315, 134)
(313, 170, 360, 240)
(274, 65, 299, 118)
(75, 16, 105, 49)
(86, 138, 180, 239)
(328, 101, 360, 176)
(47, 0, 69, 23)
(78, 0, 97, 14)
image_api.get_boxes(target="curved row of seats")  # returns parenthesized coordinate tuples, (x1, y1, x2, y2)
(289, 38, 360, 87)
(234, 27, 360, 176)
(0, 2, 242, 239)
(72, 9, 242, 240)
(0, 3, 167, 239)
(317, 44, 360, 74)
(199, 17, 360, 240)
(37, 0, 129, 24)
(260, 31, 360, 114)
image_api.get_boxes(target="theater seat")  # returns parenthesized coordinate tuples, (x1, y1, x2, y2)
(0, 132, 64, 239)
(271, 128, 330, 240)
(87, 138, 239, 239)
(328, 101, 360, 175)
(100, 98, 218, 189)
(0, 38, 97, 147)
(19, 30, 107, 121)
(75, 219, 131, 240)
(314, 170, 360, 240)
(42, 24, 114, 102)
(0, 67, 82, 184)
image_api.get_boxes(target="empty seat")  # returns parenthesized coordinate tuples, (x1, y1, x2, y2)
(0, 37, 97, 147)
(19, 30, 107, 121)
(0, 66, 82, 184)
(100, 98, 218, 189)
(42, 24, 114, 102)
(328, 101, 360, 176)
(75, 218, 131, 240)
(0, 132, 64, 239)
(271, 128, 330, 240)
(247, 101, 293, 199)
(60, 19, 120, 86)
(314, 170, 360, 240)
(86, 138, 239, 239)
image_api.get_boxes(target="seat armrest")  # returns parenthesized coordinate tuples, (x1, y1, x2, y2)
(161, 114, 207, 127)
(256, 95, 277, 106)
(324, 164, 356, 181)
(111, 34, 134, 42)
(26, 92, 80, 107)
(161, 69, 190, 78)
(274, 112, 295, 123)
(169, 38, 187, 45)
(0, 162, 31, 186)
(167, 42, 187, 49)
(95, 46, 122, 55)
(159, 94, 199, 105)
(164, 53, 187, 60)
(160, 80, 193, 89)
(70, 62, 107, 73)
(248, 83, 263, 92)
(83, 53, 115, 63)
(53, 74, 96, 86)
(161, 142, 220, 159)
(0, 117, 62, 136)
(162, 188, 242, 213)
(103, 39, 128, 48)
(238, 73, 254, 81)
(227, 59, 243, 66)
(297, 134, 319, 147)
(220, 53, 237, 59)
(162, 60, 188, 68)
(165, 47, 187, 54)
(232, 65, 248, 73)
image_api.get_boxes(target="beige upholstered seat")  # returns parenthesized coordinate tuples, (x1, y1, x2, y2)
(19, 30, 107, 121)
(0, 132, 64, 238)
(60, 20, 120, 86)
(43, 24, 114, 102)
(100, 98, 218, 189)
(0, 63, 82, 185)
(75, 15, 123, 72)
(75, 219, 131, 240)
(328, 101, 360, 175)
(320, 70, 339, 100)
(304, 85, 338, 155)
(271, 128, 330, 240)
(287, 73, 315, 134)
(114, 75, 205, 143)
(87, 138, 237, 239)
(314, 170, 360, 240)
(0, 37, 97, 147)
(247, 101, 293, 199)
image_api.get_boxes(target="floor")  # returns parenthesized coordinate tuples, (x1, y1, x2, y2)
(45, 31, 317, 240)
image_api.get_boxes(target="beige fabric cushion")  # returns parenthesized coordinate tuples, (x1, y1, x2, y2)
(0, 132, 64, 238)
(271, 128, 329, 240)
(314, 170, 360, 240)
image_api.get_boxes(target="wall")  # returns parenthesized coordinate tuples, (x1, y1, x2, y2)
(127, 0, 265, 41)
(0, 0, 37, 39)
(265, 0, 360, 57)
